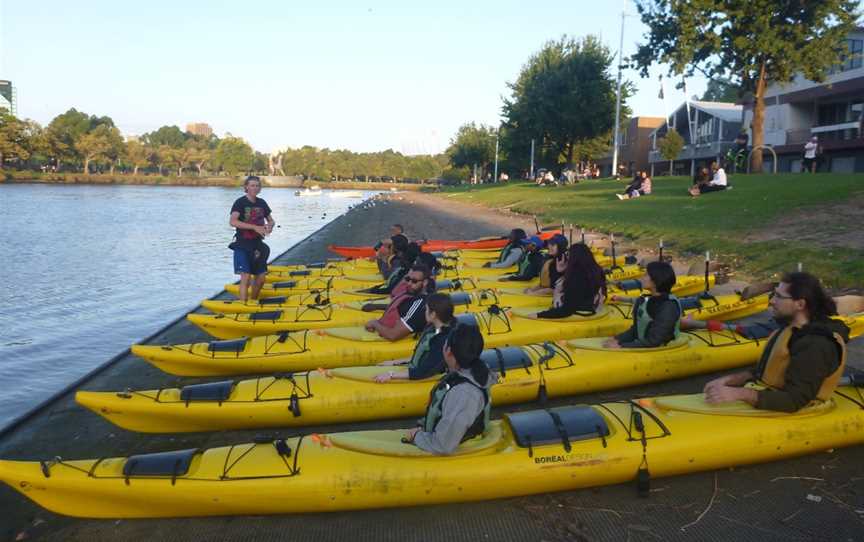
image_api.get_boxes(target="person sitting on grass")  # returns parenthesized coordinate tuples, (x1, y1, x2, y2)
(374, 293, 455, 382)
(482, 228, 526, 269)
(702, 272, 850, 412)
(692, 166, 710, 188)
(688, 161, 727, 197)
(364, 264, 430, 340)
(617, 171, 652, 200)
(536, 243, 606, 319)
(403, 323, 498, 455)
(603, 261, 682, 348)
(499, 235, 545, 282)
(523, 234, 568, 296)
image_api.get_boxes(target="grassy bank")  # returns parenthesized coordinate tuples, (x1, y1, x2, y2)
(0, 170, 426, 191)
(439, 174, 864, 288)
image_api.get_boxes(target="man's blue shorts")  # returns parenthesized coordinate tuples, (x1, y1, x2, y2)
(233, 244, 269, 275)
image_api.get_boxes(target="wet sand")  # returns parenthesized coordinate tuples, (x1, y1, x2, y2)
(2, 192, 862, 542)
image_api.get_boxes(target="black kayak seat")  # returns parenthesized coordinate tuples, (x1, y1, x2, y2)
(624, 255, 638, 265)
(616, 279, 642, 291)
(208, 338, 248, 353)
(272, 281, 298, 289)
(480, 347, 533, 372)
(248, 310, 283, 321)
(290, 270, 312, 277)
(123, 449, 198, 478)
(679, 296, 703, 311)
(306, 262, 327, 269)
(179, 381, 235, 403)
(449, 292, 472, 306)
(258, 296, 287, 305)
(455, 313, 479, 327)
(506, 406, 610, 448)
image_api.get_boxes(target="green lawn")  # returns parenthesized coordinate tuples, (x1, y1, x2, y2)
(438, 174, 864, 288)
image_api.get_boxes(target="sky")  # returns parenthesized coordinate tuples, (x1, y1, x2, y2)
(1, 0, 709, 155)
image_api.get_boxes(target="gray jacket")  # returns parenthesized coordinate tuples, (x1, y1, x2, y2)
(488, 247, 524, 269)
(413, 368, 498, 455)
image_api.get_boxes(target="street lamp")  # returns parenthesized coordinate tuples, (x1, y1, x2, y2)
(493, 128, 500, 183)
(611, 2, 630, 177)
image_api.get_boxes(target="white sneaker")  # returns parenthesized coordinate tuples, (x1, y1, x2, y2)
(616, 194, 625, 200)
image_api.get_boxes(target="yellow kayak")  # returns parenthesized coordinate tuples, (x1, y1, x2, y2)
(211, 273, 711, 316)
(10, 384, 864, 518)
(191, 280, 724, 339)
(224, 265, 672, 298)
(133, 292, 766, 376)
(78, 309, 864, 433)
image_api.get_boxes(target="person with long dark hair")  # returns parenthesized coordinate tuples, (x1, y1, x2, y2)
(375, 293, 455, 382)
(404, 323, 498, 455)
(703, 272, 850, 412)
(603, 261, 682, 348)
(536, 243, 606, 318)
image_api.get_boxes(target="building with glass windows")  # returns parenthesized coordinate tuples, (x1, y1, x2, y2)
(741, 28, 864, 173)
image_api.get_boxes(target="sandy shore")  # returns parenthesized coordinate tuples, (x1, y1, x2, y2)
(2, 192, 862, 541)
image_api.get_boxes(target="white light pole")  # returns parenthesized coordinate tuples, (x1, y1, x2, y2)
(529, 138, 535, 179)
(493, 129, 500, 183)
(611, 5, 627, 177)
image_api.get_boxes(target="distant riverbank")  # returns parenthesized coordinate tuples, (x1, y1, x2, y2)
(0, 170, 426, 191)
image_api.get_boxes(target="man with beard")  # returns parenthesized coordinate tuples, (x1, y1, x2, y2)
(702, 272, 850, 412)
(364, 264, 431, 340)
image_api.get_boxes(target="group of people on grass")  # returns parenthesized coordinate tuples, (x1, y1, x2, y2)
(227, 178, 851, 455)
(616, 161, 729, 201)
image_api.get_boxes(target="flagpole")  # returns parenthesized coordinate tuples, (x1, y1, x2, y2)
(611, 6, 626, 177)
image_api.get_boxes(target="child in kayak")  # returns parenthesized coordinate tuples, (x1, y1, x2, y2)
(523, 234, 568, 296)
(702, 272, 850, 412)
(603, 261, 681, 348)
(374, 293, 455, 382)
(536, 243, 606, 318)
(499, 235, 545, 281)
(404, 323, 498, 455)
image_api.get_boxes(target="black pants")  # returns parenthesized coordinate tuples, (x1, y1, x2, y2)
(698, 184, 726, 194)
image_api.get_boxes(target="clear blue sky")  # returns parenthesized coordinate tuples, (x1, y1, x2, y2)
(1, 0, 708, 155)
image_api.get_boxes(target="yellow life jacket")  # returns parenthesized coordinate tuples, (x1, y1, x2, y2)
(539, 259, 553, 289)
(756, 325, 846, 402)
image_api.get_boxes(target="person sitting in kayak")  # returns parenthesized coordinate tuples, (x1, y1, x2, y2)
(482, 228, 526, 269)
(365, 235, 412, 295)
(524, 234, 569, 296)
(702, 272, 850, 412)
(403, 323, 498, 455)
(374, 293, 455, 382)
(537, 243, 607, 318)
(374, 224, 406, 254)
(364, 264, 431, 340)
(499, 235, 545, 282)
(603, 261, 682, 348)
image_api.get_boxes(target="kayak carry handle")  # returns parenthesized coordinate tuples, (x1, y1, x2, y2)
(548, 411, 572, 453)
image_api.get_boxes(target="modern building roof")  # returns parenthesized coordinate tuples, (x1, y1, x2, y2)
(686, 101, 743, 122)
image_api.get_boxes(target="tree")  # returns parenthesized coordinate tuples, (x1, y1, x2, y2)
(125, 140, 151, 175)
(657, 129, 684, 174)
(214, 136, 254, 175)
(447, 123, 497, 181)
(632, 0, 860, 172)
(143, 125, 187, 148)
(75, 125, 114, 173)
(103, 126, 125, 174)
(45, 108, 91, 170)
(0, 111, 31, 168)
(702, 78, 741, 103)
(186, 139, 211, 176)
(502, 35, 629, 169)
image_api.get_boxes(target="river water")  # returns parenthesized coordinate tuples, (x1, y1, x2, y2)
(0, 183, 375, 427)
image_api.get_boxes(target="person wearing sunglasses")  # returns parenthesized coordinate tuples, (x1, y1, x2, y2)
(364, 264, 431, 340)
(402, 323, 498, 455)
(702, 272, 850, 412)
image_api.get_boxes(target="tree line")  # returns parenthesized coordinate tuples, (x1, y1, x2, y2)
(0, 108, 269, 176)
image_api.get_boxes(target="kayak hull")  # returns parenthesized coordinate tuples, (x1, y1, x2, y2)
(8, 386, 864, 518)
